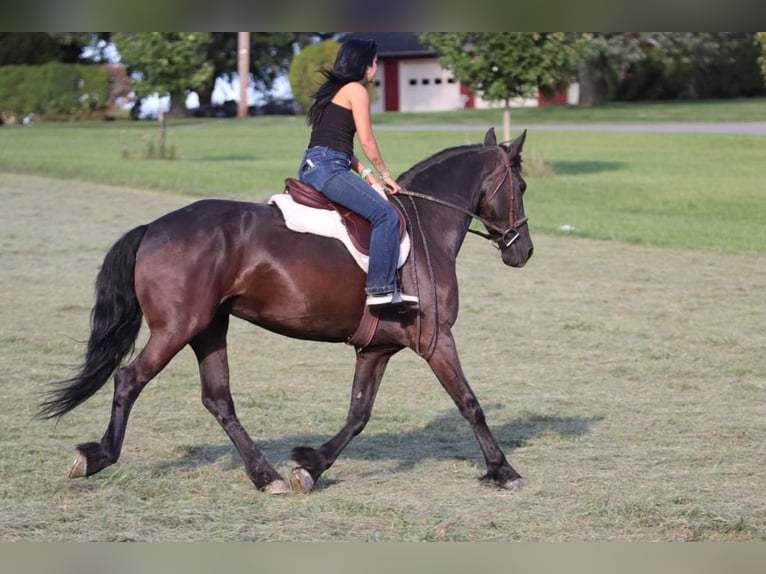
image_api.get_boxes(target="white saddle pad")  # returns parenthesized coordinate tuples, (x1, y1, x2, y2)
(269, 193, 411, 273)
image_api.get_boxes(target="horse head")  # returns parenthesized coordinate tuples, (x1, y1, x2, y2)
(480, 127, 534, 268)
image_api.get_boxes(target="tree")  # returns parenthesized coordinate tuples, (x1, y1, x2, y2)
(758, 33, 766, 85)
(288, 39, 341, 112)
(0, 32, 104, 65)
(576, 33, 647, 106)
(583, 33, 764, 104)
(112, 32, 213, 118)
(197, 32, 314, 107)
(420, 33, 581, 141)
(661, 32, 764, 99)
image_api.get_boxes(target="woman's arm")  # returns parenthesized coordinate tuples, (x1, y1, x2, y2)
(345, 83, 400, 192)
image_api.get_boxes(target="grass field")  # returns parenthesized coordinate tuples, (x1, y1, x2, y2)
(0, 101, 765, 541)
(1, 100, 764, 253)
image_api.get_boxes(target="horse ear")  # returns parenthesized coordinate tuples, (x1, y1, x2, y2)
(484, 127, 497, 147)
(508, 129, 527, 157)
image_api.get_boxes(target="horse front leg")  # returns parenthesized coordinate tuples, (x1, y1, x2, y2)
(427, 330, 524, 489)
(289, 348, 396, 492)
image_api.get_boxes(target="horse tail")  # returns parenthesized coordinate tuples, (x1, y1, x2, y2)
(39, 224, 149, 419)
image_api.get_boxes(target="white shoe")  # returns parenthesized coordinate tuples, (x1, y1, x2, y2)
(366, 291, 419, 307)
(366, 292, 395, 306)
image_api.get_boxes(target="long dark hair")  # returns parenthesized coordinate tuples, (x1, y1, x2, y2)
(306, 38, 377, 126)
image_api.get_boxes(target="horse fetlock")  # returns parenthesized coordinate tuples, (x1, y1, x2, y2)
(481, 464, 524, 490)
(71, 441, 116, 477)
(290, 446, 325, 476)
(288, 467, 315, 493)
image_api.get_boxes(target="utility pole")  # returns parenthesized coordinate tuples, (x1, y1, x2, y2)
(238, 32, 250, 118)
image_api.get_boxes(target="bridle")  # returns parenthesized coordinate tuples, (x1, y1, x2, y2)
(396, 148, 527, 249)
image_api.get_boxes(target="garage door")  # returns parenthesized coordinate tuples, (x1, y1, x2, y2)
(398, 59, 463, 112)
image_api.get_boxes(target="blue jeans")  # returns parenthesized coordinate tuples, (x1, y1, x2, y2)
(298, 146, 400, 295)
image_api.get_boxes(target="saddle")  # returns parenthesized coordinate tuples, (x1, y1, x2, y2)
(283, 177, 406, 256)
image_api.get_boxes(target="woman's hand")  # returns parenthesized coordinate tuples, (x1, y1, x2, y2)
(383, 176, 401, 193)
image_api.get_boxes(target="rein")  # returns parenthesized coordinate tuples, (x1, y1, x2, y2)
(395, 154, 527, 249)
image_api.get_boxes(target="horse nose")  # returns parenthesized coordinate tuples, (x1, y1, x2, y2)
(527, 246, 534, 260)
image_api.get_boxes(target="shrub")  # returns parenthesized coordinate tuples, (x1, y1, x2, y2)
(0, 62, 110, 122)
(288, 40, 340, 113)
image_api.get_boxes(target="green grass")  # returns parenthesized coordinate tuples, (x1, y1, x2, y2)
(1, 99, 764, 253)
(528, 131, 766, 252)
(1, 100, 765, 540)
(1, 174, 764, 540)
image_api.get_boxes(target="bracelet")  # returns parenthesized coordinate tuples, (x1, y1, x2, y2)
(379, 167, 391, 179)
(360, 167, 372, 179)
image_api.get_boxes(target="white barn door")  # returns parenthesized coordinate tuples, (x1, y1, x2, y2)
(398, 59, 463, 112)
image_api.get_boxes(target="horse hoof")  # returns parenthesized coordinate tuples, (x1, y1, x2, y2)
(69, 451, 87, 478)
(262, 479, 291, 495)
(501, 477, 526, 490)
(288, 467, 314, 493)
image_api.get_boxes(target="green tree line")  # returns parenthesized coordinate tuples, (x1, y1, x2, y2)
(1, 32, 764, 124)
(420, 32, 765, 106)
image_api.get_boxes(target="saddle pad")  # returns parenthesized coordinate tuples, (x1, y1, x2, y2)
(283, 177, 407, 251)
(269, 193, 411, 273)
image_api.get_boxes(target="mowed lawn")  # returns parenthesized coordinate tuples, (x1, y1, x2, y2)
(0, 103, 764, 540)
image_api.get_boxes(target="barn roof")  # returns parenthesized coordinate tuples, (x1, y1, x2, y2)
(339, 33, 436, 57)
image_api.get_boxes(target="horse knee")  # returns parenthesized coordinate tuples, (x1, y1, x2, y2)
(201, 391, 234, 423)
(459, 397, 486, 426)
(201, 393, 221, 415)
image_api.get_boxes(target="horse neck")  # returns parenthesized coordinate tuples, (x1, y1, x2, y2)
(400, 148, 490, 258)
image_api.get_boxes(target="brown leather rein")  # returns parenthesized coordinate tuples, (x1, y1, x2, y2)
(395, 152, 527, 249)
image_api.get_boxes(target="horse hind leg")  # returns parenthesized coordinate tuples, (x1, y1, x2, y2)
(190, 312, 288, 494)
(69, 331, 185, 479)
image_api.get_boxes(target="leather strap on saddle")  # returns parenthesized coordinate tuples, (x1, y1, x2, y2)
(346, 304, 380, 349)
(283, 178, 406, 256)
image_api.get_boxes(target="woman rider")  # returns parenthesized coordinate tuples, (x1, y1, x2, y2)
(298, 38, 418, 308)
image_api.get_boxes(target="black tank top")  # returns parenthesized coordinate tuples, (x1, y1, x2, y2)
(308, 102, 356, 156)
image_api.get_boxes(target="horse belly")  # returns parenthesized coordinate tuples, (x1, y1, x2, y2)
(229, 235, 367, 342)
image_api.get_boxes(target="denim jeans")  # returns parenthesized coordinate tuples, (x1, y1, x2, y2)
(298, 146, 400, 295)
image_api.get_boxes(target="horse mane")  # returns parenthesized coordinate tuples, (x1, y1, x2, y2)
(398, 140, 521, 190)
(398, 143, 482, 186)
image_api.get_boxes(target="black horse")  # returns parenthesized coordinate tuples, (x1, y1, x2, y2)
(41, 127, 533, 494)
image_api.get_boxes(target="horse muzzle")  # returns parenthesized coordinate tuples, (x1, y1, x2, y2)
(500, 231, 533, 268)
